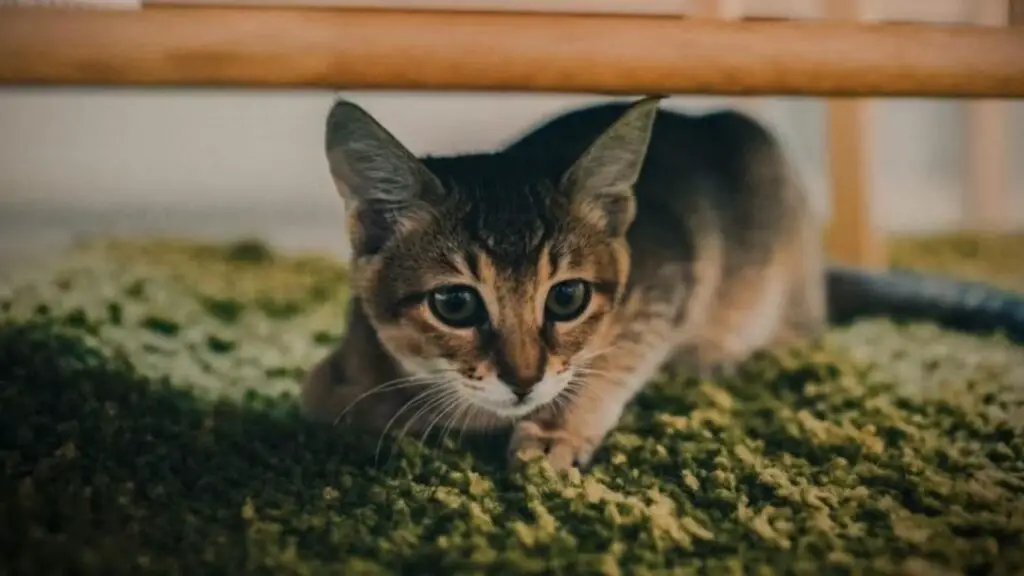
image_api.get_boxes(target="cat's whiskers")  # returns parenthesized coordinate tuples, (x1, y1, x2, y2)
(572, 367, 616, 380)
(455, 411, 473, 446)
(571, 345, 621, 378)
(372, 387, 439, 465)
(437, 399, 473, 452)
(417, 392, 466, 447)
(455, 405, 484, 446)
(574, 345, 618, 365)
(379, 385, 463, 467)
(567, 369, 627, 418)
(393, 387, 466, 461)
(550, 391, 572, 418)
(373, 383, 456, 466)
(506, 350, 618, 419)
(562, 379, 584, 404)
(331, 371, 454, 426)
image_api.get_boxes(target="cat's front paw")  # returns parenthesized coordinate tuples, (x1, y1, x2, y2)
(507, 420, 598, 473)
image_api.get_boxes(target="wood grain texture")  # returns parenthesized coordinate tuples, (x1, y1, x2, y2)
(139, 0, 973, 24)
(689, 0, 763, 117)
(1, 6, 1023, 95)
(965, 0, 1012, 231)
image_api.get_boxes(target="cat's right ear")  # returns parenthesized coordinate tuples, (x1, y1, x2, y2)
(325, 98, 427, 206)
(560, 95, 661, 237)
(325, 99, 437, 252)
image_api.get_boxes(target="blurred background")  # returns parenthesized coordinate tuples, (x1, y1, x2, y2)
(1, 90, 1021, 264)
(0, 0, 1021, 272)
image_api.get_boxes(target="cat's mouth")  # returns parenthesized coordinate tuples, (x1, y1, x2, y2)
(460, 372, 572, 419)
(496, 396, 546, 418)
(461, 390, 540, 418)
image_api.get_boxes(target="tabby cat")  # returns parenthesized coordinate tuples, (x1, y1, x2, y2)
(301, 96, 1024, 472)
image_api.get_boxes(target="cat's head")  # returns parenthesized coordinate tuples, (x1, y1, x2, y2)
(324, 97, 659, 419)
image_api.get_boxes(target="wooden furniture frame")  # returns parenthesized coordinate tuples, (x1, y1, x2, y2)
(1, 0, 1020, 267)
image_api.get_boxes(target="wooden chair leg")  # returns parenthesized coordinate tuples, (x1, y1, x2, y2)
(965, 0, 1013, 231)
(825, 98, 887, 268)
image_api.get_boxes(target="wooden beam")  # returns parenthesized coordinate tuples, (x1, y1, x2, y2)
(1, 6, 1023, 96)
(823, 0, 886, 269)
(689, 0, 765, 119)
(132, 0, 971, 25)
(144, 0, 689, 15)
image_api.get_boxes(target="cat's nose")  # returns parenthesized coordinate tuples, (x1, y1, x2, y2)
(503, 374, 541, 403)
(497, 367, 543, 396)
(495, 341, 545, 396)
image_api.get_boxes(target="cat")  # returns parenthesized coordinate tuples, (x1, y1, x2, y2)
(300, 95, 1024, 473)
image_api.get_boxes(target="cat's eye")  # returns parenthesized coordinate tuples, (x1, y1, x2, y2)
(427, 285, 486, 328)
(544, 280, 592, 323)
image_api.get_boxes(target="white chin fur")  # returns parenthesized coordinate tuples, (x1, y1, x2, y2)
(393, 354, 575, 419)
(462, 372, 573, 418)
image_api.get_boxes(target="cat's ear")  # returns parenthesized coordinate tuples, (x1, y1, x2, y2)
(325, 98, 430, 206)
(325, 98, 437, 252)
(561, 96, 662, 236)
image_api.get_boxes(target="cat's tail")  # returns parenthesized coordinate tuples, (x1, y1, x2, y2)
(825, 265, 1024, 344)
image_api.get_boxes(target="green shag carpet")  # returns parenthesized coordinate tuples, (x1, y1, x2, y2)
(2, 235, 1024, 575)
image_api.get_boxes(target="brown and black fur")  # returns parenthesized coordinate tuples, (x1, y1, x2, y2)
(301, 96, 1024, 472)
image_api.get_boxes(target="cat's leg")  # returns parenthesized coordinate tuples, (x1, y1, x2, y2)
(508, 375, 635, 472)
(769, 273, 828, 348)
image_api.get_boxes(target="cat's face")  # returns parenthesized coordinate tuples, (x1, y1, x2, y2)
(325, 97, 659, 418)
(357, 184, 630, 417)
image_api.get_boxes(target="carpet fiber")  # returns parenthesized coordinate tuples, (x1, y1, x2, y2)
(2, 234, 1023, 574)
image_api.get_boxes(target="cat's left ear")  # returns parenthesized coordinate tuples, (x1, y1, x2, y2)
(325, 98, 433, 207)
(325, 98, 441, 254)
(561, 96, 662, 237)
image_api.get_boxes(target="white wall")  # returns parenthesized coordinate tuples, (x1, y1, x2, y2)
(0, 89, 1022, 263)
